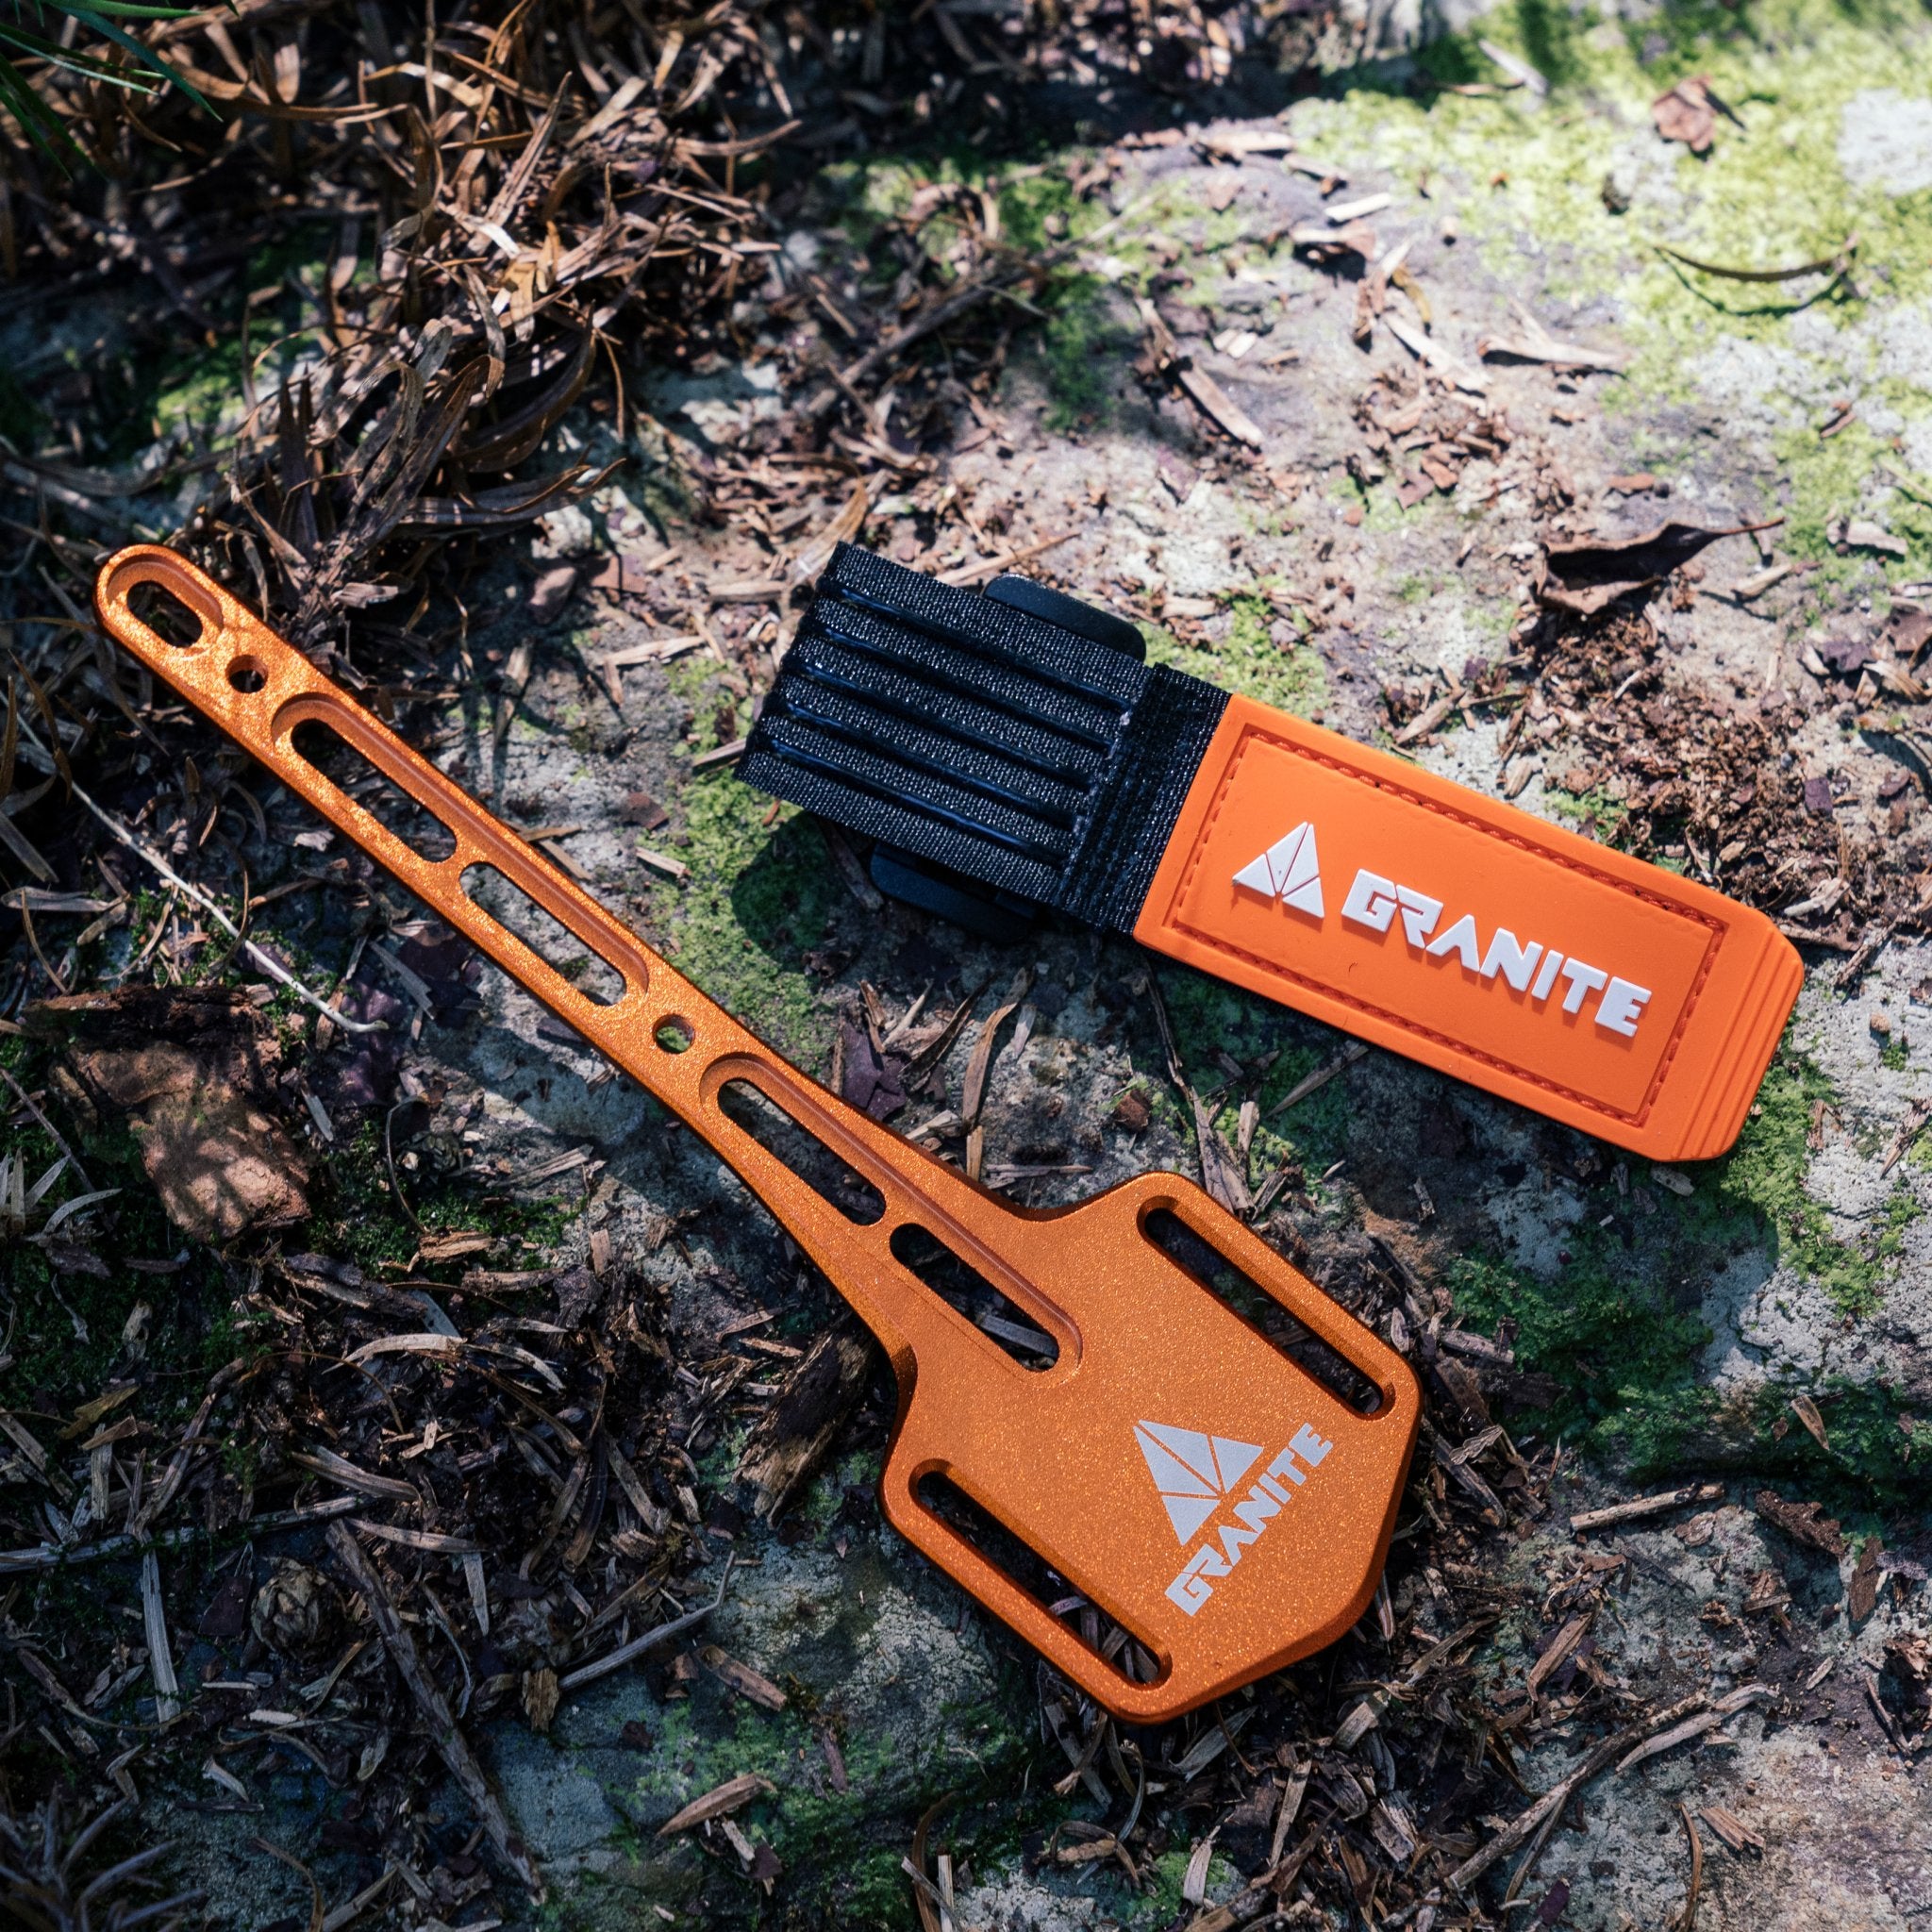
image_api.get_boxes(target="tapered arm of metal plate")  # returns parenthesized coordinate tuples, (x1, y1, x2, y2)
(94, 544, 1036, 1370)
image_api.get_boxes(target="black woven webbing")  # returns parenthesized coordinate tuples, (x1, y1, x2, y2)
(738, 545, 1226, 933)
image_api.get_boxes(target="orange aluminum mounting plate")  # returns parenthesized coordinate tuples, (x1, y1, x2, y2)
(1136, 698, 1803, 1162)
(95, 545, 1421, 1724)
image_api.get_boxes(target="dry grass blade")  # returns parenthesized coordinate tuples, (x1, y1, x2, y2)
(1657, 239, 1856, 283)
(326, 1520, 542, 1898)
(961, 969, 1033, 1125)
(905, 1790, 955, 1932)
(1176, 364, 1266, 448)
(249, 1834, 325, 1932)
(140, 1548, 181, 1724)
(1267, 1041, 1366, 1117)
(0, 0, 836, 658)
(1674, 1802, 1706, 1929)
(289, 1445, 417, 1501)
(0, 1794, 205, 1931)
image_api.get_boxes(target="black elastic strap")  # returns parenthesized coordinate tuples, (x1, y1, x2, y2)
(738, 545, 1225, 934)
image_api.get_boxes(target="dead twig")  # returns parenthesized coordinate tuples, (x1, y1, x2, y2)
(25, 737, 387, 1037)
(558, 1560, 735, 1690)
(1571, 1482, 1725, 1534)
(1450, 1694, 1709, 1890)
(0, 1495, 360, 1574)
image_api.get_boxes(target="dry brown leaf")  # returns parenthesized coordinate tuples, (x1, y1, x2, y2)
(30, 988, 308, 1242)
(700, 1644, 789, 1710)
(1653, 75, 1721, 153)
(523, 1667, 560, 1734)
(1848, 1537, 1882, 1624)
(1538, 520, 1779, 616)
(1884, 1633, 1932, 1728)
(1790, 1392, 1829, 1450)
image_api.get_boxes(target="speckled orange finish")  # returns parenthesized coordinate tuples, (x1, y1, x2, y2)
(97, 546, 1420, 1722)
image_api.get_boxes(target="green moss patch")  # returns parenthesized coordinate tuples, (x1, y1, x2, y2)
(0, 1097, 238, 1410)
(304, 1118, 572, 1277)
(1143, 593, 1328, 718)
(1448, 1051, 1926, 1496)
(1128, 1848, 1241, 1926)
(625, 1681, 1028, 1926)
(1294, 0, 1932, 579)
(1541, 781, 1632, 843)
(661, 660, 837, 1068)
(1146, 961, 1355, 1183)
(1700, 1055, 1883, 1318)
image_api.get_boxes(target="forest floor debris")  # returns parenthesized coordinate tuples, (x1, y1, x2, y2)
(3, 0, 1932, 1924)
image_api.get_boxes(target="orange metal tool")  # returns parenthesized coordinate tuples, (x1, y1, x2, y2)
(96, 547, 1420, 1724)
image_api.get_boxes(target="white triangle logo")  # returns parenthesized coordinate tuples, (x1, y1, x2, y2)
(1135, 1420, 1265, 1544)
(1232, 821, 1324, 919)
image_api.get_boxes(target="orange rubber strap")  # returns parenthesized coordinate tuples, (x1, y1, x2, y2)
(96, 547, 1420, 1723)
(1136, 697, 1802, 1162)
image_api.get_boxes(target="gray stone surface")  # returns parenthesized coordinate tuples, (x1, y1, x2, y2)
(1840, 90, 1932, 196)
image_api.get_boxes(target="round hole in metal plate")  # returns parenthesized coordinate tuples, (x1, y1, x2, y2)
(126, 580, 205, 649)
(227, 656, 268, 693)
(654, 1016, 694, 1054)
